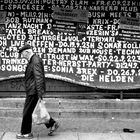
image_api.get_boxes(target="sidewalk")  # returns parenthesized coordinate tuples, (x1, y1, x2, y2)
(1, 131, 140, 140)
(1, 118, 140, 140)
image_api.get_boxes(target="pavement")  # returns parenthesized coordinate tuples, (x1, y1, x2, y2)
(0, 119, 140, 140)
(0, 118, 140, 140)
(1, 131, 140, 140)
(1, 97, 140, 140)
(1, 118, 140, 140)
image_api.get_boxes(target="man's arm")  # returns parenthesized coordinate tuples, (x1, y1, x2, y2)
(33, 59, 45, 98)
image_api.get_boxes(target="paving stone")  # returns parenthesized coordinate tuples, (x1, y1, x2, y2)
(38, 132, 78, 140)
(102, 133, 122, 140)
(78, 133, 104, 140)
(1, 132, 140, 140)
(120, 133, 140, 140)
(2, 132, 38, 140)
(78, 133, 122, 140)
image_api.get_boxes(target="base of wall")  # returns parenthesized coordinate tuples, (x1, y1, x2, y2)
(0, 78, 140, 99)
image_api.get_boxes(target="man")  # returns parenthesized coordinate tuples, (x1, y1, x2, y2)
(16, 44, 59, 139)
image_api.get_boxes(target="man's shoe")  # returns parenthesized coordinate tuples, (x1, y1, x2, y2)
(48, 122, 59, 136)
(16, 133, 33, 139)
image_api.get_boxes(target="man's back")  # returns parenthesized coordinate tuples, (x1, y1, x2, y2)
(25, 54, 46, 96)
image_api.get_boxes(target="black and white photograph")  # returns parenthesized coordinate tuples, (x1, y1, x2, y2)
(0, 0, 140, 139)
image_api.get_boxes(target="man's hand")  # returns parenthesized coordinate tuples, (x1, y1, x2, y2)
(38, 95, 43, 100)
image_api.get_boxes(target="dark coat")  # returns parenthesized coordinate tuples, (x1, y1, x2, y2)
(24, 54, 46, 97)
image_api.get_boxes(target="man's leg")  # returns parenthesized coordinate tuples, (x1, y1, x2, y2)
(20, 94, 38, 134)
(45, 117, 59, 136)
(44, 117, 56, 128)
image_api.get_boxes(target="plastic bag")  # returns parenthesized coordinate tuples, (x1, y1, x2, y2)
(32, 99, 50, 125)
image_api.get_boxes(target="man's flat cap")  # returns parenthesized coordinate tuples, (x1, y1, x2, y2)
(19, 44, 32, 54)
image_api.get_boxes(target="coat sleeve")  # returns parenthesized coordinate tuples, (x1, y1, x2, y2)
(33, 58, 45, 97)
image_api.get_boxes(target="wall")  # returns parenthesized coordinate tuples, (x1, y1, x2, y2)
(0, 78, 96, 97)
(0, 0, 140, 97)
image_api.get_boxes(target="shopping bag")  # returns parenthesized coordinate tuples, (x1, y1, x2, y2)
(32, 99, 50, 125)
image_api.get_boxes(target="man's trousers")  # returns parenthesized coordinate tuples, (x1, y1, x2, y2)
(20, 94, 56, 134)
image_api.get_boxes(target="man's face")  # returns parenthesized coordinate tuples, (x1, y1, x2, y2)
(21, 50, 29, 59)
